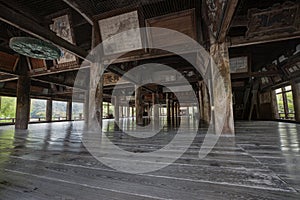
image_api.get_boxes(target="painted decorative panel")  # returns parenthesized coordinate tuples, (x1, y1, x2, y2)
(50, 14, 77, 64)
(247, 2, 300, 38)
(98, 10, 143, 55)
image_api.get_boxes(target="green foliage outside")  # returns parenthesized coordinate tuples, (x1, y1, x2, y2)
(0, 97, 16, 120)
(30, 99, 46, 119)
(103, 103, 114, 117)
(276, 91, 295, 119)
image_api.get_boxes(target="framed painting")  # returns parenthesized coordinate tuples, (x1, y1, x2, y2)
(97, 9, 144, 56)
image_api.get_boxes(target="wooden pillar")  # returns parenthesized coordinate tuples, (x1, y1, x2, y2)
(292, 81, 300, 122)
(89, 25, 103, 128)
(174, 102, 178, 127)
(46, 99, 52, 122)
(119, 106, 123, 118)
(199, 81, 210, 124)
(177, 103, 181, 126)
(114, 96, 120, 123)
(166, 93, 171, 127)
(210, 42, 235, 134)
(15, 56, 31, 130)
(152, 93, 159, 129)
(127, 106, 130, 118)
(186, 106, 190, 126)
(271, 90, 279, 120)
(135, 86, 144, 125)
(171, 100, 175, 127)
(131, 106, 134, 119)
(84, 89, 89, 124)
(107, 103, 110, 117)
(66, 101, 72, 121)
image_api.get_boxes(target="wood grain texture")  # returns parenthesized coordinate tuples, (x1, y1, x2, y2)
(0, 120, 299, 199)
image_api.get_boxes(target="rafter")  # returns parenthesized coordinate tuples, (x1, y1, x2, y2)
(217, 0, 239, 42)
(61, 0, 93, 25)
(0, 2, 89, 61)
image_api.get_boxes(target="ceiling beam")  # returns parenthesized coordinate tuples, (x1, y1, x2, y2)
(0, 2, 89, 61)
(217, 0, 240, 42)
(0, 0, 42, 24)
(231, 71, 280, 79)
(0, 75, 17, 83)
(229, 33, 300, 48)
(61, 0, 93, 25)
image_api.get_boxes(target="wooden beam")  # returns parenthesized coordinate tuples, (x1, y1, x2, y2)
(30, 62, 90, 77)
(231, 71, 280, 79)
(0, 3, 89, 61)
(0, 74, 18, 83)
(230, 33, 300, 48)
(0, 0, 42, 24)
(217, 0, 240, 42)
(61, 0, 93, 25)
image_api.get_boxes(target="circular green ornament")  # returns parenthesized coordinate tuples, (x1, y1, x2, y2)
(9, 37, 62, 60)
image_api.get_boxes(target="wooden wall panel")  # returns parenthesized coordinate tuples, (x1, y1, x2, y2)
(0, 52, 19, 72)
(146, 9, 197, 49)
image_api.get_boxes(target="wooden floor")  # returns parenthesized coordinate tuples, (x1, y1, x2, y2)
(0, 120, 299, 199)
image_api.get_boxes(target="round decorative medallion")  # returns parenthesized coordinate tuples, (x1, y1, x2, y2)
(9, 37, 62, 60)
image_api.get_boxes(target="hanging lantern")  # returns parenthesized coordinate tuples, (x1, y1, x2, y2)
(9, 37, 63, 60)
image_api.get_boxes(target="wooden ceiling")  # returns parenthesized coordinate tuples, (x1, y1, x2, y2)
(0, 0, 299, 101)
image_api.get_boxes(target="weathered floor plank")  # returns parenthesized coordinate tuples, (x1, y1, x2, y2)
(0, 120, 299, 199)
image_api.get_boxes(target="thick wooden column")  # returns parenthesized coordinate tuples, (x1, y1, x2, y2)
(292, 81, 300, 122)
(89, 25, 103, 128)
(135, 86, 144, 125)
(15, 56, 31, 130)
(46, 99, 52, 122)
(210, 42, 235, 134)
(66, 101, 72, 121)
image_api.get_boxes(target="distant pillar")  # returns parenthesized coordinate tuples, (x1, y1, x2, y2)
(292, 81, 300, 122)
(152, 93, 159, 129)
(84, 90, 89, 125)
(119, 106, 123, 119)
(67, 101, 72, 121)
(199, 81, 211, 124)
(166, 93, 171, 127)
(114, 96, 120, 123)
(186, 106, 190, 126)
(15, 56, 31, 130)
(107, 103, 110, 117)
(171, 100, 175, 127)
(177, 103, 181, 126)
(174, 102, 178, 127)
(131, 106, 134, 119)
(46, 99, 52, 122)
(271, 90, 279, 120)
(135, 86, 144, 125)
(127, 106, 130, 118)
